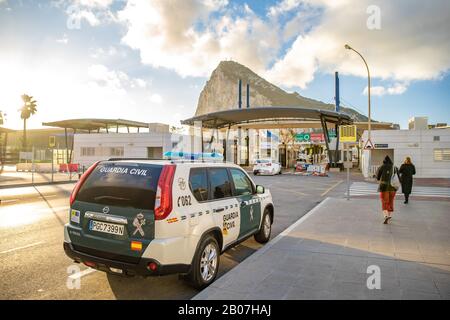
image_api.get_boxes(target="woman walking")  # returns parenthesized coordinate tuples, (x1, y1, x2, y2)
(376, 155, 400, 224)
(399, 157, 416, 204)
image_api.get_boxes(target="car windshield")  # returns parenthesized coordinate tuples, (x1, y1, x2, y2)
(256, 160, 271, 164)
(76, 162, 163, 210)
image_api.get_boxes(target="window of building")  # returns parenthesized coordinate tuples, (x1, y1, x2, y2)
(110, 147, 124, 157)
(189, 168, 208, 202)
(208, 168, 232, 199)
(434, 149, 450, 161)
(81, 147, 95, 157)
(433, 136, 440, 141)
(147, 147, 163, 159)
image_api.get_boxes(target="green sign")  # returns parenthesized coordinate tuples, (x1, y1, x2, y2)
(295, 133, 311, 142)
(295, 131, 336, 142)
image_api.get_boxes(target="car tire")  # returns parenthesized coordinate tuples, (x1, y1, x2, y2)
(253, 170, 258, 175)
(186, 235, 220, 290)
(254, 208, 272, 244)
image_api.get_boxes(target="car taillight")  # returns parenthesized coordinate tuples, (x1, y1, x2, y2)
(154, 164, 176, 220)
(69, 161, 100, 206)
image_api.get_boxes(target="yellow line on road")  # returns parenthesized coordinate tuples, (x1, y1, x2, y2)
(321, 180, 344, 197)
(275, 187, 308, 196)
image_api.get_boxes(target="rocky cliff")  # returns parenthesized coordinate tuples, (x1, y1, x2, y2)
(195, 60, 368, 122)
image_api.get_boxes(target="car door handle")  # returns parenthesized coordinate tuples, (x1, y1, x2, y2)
(214, 207, 225, 213)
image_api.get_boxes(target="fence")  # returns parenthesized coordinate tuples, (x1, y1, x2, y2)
(0, 147, 83, 187)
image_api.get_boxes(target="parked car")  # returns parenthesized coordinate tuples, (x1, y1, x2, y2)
(253, 159, 282, 175)
(64, 159, 274, 289)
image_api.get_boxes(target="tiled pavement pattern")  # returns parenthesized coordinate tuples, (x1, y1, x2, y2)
(194, 198, 450, 300)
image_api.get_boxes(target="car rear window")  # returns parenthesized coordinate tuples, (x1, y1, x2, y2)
(256, 159, 270, 163)
(189, 168, 208, 202)
(208, 168, 232, 199)
(76, 162, 162, 210)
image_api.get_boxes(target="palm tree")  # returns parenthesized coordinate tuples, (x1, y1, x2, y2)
(19, 94, 37, 149)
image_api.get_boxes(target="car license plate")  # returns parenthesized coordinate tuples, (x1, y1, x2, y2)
(89, 220, 124, 236)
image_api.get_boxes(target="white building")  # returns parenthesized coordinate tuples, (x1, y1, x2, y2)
(360, 128, 450, 178)
(73, 130, 200, 168)
(408, 116, 429, 130)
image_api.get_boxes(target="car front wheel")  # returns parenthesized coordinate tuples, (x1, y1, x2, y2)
(254, 209, 272, 243)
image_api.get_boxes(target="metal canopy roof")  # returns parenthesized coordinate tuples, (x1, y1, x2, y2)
(181, 106, 353, 129)
(42, 118, 151, 131)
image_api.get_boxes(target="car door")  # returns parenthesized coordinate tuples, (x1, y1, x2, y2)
(207, 167, 240, 248)
(229, 168, 261, 238)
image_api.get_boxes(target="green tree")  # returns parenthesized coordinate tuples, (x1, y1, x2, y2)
(19, 94, 37, 149)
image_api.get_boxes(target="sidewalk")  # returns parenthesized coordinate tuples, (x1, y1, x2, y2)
(194, 198, 450, 300)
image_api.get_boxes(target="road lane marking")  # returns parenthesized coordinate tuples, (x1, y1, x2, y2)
(0, 241, 45, 254)
(274, 187, 308, 196)
(321, 180, 344, 197)
(0, 199, 19, 204)
(69, 268, 97, 280)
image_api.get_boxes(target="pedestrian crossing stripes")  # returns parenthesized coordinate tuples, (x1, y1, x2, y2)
(346, 182, 450, 198)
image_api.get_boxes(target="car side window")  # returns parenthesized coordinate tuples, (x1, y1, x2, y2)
(189, 168, 208, 202)
(208, 168, 232, 200)
(230, 169, 253, 196)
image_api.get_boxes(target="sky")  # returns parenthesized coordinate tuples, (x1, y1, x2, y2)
(0, 0, 449, 130)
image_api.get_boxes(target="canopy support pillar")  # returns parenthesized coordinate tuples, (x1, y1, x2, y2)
(320, 116, 333, 166)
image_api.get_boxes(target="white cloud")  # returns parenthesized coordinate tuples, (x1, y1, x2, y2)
(268, 0, 302, 18)
(266, 0, 450, 88)
(117, 0, 279, 77)
(68, 9, 100, 26)
(87, 64, 148, 94)
(363, 83, 408, 96)
(116, 0, 450, 91)
(56, 34, 69, 44)
(149, 93, 163, 104)
(77, 0, 113, 8)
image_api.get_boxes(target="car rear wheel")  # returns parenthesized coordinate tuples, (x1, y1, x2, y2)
(186, 235, 220, 289)
(254, 209, 272, 243)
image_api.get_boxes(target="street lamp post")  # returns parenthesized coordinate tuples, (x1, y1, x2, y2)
(344, 44, 372, 146)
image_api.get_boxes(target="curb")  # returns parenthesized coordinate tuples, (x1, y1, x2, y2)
(192, 197, 332, 300)
(0, 180, 77, 190)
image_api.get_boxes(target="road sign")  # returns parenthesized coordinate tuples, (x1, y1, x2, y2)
(339, 125, 357, 142)
(49, 136, 56, 148)
(363, 139, 374, 149)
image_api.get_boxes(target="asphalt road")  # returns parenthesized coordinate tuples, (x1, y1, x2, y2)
(0, 173, 347, 300)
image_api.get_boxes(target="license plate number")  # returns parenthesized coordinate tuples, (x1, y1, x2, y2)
(89, 220, 124, 235)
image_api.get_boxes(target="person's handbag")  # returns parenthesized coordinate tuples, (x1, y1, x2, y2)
(390, 165, 400, 190)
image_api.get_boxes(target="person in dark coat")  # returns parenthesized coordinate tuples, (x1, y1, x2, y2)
(376, 155, 400, 224)
(399, 156, 416, 204)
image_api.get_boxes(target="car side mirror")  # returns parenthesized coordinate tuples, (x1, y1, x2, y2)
(256, 185, 265, 194)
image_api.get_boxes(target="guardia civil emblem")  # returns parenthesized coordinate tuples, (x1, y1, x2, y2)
(132, 213, 146, 237)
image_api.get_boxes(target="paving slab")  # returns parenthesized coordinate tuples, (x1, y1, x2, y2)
(193, 197, 450, 300)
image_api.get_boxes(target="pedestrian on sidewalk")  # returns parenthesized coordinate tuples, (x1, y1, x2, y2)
(376, 155, 400, 224)
(399, 156, 416, 204)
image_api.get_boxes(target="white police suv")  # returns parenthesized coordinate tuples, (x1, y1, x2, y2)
(64, 159, 274, 289)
